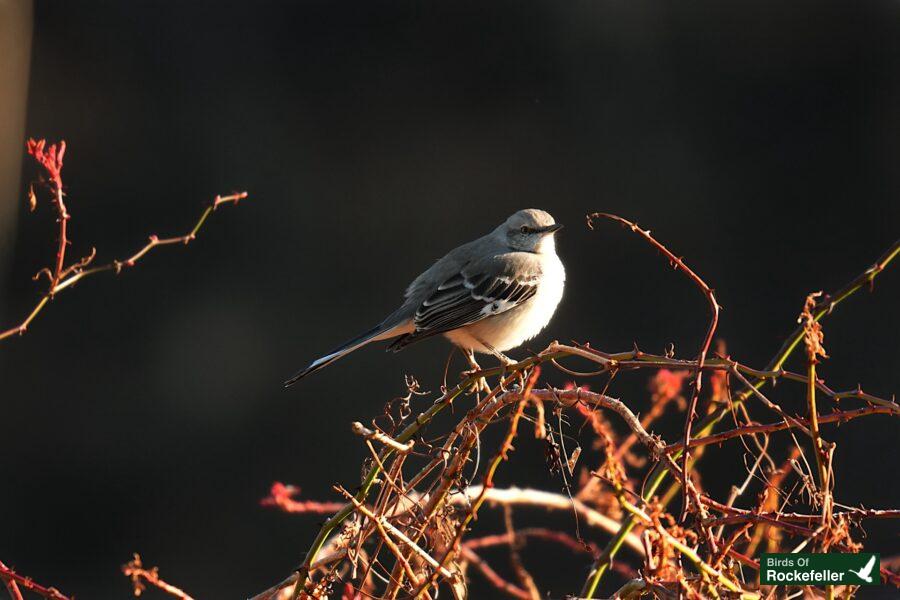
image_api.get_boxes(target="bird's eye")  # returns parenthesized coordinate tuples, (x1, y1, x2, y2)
(520, 225, 529, 234)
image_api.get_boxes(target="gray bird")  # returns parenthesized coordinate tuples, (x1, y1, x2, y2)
(284, 209, 565, 386)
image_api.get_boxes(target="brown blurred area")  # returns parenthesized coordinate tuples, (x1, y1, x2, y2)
(0, 0, 31, 281)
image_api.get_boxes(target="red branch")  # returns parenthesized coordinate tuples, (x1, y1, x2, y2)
(882, 567, 900, 588)
(0, 561, 71, 600)
(260, 482, 346, 514)
(1, 139, 248, 342)
(459, 547, 530, 600)
(464, 528, 599, 556)
(587, 213, 720, 520)
(0, 561, 23, 600)
(122, 554, 194, 600)
(26, 139, 68, 290)
(664, 406, 897, 452)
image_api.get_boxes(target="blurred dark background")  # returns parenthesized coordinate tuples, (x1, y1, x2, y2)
(1, 1, 898, 598)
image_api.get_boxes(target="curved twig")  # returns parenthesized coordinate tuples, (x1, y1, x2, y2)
(587, 213, 720, 520)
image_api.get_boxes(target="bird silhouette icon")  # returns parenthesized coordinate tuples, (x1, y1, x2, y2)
(848, 555, 877, 583)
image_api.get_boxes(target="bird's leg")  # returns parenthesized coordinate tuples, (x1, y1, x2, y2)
(480, 340, 515, 367)
(462, 348, 491, 394)
(462, 347, 481, 370)
(475, 339, 517, 391)
(491, 348, 515, 366)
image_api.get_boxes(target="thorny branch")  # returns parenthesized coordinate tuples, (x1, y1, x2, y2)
(0, 562, 70, 600)
(6, 184, 893, 599)
(664, 405, 897, 453)
(2, 138, 248, 600)
(258, 223, 896, 600)
(579, 234, 899, 599)
(261, 483, 347, 514)
(587, 212, 721, 521)
(122, 554, 195, 600)
(0, 138, 248, 342)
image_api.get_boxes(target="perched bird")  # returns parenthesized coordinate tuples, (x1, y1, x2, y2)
(284, 209, 565, 386)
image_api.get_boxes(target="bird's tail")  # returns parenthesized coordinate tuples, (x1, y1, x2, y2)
(284, 319, 410, 386)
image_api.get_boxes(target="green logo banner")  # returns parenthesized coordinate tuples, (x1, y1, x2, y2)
(761, 553, 880, 586)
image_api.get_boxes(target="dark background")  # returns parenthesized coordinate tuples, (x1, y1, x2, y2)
(1, 1, 898, 598)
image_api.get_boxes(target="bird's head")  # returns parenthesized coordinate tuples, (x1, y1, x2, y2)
(498, 209, 562, 254)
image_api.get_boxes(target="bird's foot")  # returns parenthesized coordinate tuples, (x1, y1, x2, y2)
(479, 340, 515, 368)
(461, 350, 491, 393)
(461, 369, 492, 394)
(491, 351, 517, 392)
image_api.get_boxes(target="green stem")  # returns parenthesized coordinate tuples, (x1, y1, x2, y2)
(579, 240, 899, 598)
(290, 387, 462, 598)
(767, 240, 899, 372)
(583, 392, 748, 598)
(290, 352, 565, 599)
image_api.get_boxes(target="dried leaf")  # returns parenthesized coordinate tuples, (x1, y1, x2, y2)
(566, 445, 582, 475)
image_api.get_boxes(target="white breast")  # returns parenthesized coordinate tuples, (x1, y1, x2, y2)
(446, 252, 566, 353)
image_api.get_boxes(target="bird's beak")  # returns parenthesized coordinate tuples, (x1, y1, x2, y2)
(540, 223, 563, 234)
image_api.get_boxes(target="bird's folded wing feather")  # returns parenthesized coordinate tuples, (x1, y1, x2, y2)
(389, 254, 540, 349)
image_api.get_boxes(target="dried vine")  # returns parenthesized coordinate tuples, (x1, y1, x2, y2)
(253, 223, 898, 600)
(1, 138, 248, 600)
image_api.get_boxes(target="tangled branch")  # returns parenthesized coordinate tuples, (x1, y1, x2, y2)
(2, 137, 248, 600)
(0, 138, 248, 342)
(122, 554, 195, 600)
(587, 213, 721, 520)
(0, 561, 71, 600)
(254, 222, 896, 600)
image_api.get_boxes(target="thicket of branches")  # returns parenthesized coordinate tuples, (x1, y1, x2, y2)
(246, 224, 900, 600)
(0, 139, 245, 600)
(251, 220, 898, 600)
(1, 139, 897, 600)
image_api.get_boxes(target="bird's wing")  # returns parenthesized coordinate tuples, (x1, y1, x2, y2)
(388, 253, 540, 350)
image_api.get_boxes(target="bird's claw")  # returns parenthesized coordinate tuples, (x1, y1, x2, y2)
(462, 369, 492, 393)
